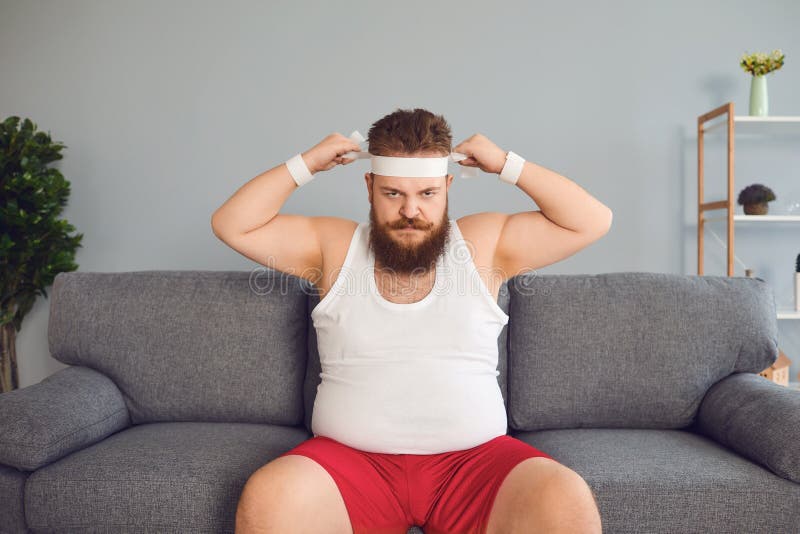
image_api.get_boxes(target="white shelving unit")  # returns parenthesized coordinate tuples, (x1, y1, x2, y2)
(703, 114, 800, 136)
(704, 215, 800, 223)
(697, 102, 800, 323)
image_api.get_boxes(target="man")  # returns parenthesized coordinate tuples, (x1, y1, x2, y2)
(212, 108, 612, 534)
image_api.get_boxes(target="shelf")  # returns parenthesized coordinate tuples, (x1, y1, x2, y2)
(704, 114, 800, 137)
(697, 103, 800, 278)
(777, 310, 800, 320)
(704, 214, 800, 223)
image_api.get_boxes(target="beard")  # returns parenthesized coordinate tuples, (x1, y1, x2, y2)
(367, 196, 451, 277)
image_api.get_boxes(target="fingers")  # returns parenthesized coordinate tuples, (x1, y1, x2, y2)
(334, 155, 355, 165)
(340, 137, 362, 154)
(335, 139, 362, 165)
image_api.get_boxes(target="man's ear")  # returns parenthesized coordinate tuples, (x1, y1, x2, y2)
(365, 172, 373, 203)
(446, 174, 454, 191)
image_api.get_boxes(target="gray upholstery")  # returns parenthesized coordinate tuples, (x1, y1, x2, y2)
(0, 366, 130, 471)
(23, 422, 310, 533)
(1, 269, 798, 533)
(0, 464, 27, 533)
(696, 371, 800, 484)
(511, 427, 800, 534)
(46, 270, 309, 426)
(506, 272, 779, 431)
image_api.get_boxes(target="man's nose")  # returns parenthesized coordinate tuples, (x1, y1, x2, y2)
(400, 201, 419, 219)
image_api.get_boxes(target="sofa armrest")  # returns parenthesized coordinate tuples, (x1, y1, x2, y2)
(695, 372, 800, 484)
(0, 365, 130, 471)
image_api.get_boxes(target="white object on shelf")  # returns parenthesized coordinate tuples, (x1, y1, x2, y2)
(704, 214, 800, 223)
(704, 114, 800, 137)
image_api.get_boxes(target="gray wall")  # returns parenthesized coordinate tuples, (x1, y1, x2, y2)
(2, 0, 799, 388)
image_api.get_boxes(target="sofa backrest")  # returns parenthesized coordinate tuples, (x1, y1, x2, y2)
(48, 270, 311, 426)
(48, 270, 779, 435)
(505, 272, 779, 431)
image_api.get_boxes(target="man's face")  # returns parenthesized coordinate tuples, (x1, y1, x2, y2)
(366, 171, 454, 276)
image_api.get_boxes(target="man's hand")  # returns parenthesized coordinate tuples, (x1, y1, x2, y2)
(453, 134, 508, 175)
(301, 132, 363, 174)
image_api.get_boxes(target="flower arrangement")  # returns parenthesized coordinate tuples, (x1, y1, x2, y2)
(737, 183, 776, 215)
(740, 49, 785, 76)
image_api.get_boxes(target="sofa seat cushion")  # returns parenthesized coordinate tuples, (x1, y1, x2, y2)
(511, 428, 800, 534)
(24, 422, 311, 533)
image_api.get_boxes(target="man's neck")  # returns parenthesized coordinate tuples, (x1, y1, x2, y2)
(374, 261, 436, 285)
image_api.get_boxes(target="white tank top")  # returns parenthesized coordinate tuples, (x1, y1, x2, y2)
(310, 218, 510, 454)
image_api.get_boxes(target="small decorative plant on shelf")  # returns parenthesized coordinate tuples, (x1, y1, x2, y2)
(737, 183, 776, 215)
(740, 49, 785, 116)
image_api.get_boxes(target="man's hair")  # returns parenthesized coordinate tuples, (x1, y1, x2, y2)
(367, 108, 452, 158)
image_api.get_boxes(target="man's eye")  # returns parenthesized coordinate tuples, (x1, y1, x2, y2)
(385, 191, 434, 197)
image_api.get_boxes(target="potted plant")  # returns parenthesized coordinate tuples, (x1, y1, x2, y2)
(737, 183, 776, 215)
(740, 49, 785, 116)
(0, 116, 83, 392)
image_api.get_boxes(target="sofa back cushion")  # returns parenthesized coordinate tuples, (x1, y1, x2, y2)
(506, 272, 778, 431)
(48, 270, 310, 425)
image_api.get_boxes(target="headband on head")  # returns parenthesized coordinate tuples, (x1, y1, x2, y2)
(341, 130, 479, 179)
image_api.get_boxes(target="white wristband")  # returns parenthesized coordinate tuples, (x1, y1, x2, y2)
(499, 150, 525, 185)
(285, 153, 315, 187)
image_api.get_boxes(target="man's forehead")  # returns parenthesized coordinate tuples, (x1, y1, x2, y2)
(375, 175, 446, 190)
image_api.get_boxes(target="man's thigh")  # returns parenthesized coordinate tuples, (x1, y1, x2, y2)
(237, 453, 353, 533)
(419, 435, 557, 534)
(279, 436, 415, 534)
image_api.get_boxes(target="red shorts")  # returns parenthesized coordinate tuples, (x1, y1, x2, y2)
(278, 434, 557, 534)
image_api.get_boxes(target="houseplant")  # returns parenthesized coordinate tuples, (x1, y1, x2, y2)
(737, 183, 776, 215)
(0, 116, 83, 392)
(740, 49, 785, 116)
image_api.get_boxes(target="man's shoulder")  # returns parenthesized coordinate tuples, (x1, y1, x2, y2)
(455, 212, 507, 247)
(313, 216, 360, 243)
(314, 217, 361, 269)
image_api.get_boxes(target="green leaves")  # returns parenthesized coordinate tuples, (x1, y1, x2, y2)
(1, 115, 81, 330)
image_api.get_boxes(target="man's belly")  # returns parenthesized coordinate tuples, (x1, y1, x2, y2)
(310, 360, 508, 454)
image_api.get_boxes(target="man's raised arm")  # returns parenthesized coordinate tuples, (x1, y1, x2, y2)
(210, 132, 362, 282)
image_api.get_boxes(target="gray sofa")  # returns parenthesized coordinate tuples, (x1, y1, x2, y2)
(1, 270, 799, 534)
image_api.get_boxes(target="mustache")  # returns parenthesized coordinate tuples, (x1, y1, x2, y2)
(392, 219, 429, 230)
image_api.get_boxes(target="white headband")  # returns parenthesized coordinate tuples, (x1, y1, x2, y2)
(341, 130, 479, 179)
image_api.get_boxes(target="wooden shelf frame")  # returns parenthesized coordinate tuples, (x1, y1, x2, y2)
(697, 102, 800, 276)
(697, 102, 736, 276)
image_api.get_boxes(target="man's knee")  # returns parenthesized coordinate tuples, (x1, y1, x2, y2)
(535, 468, 602, 532)
(235, 455, 352, 534)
